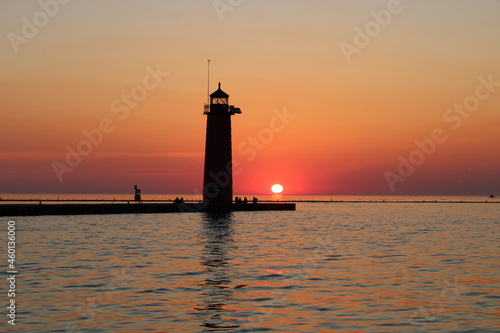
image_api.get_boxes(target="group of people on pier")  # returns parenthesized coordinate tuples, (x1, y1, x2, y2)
(134, 185, 261, 205)
(235, 196, 258, 204)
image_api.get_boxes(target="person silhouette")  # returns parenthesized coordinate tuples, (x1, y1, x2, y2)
(243, 197, 248, 204)
(134, 185, 142, 203)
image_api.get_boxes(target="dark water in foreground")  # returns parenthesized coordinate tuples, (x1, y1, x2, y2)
(2, 201, 499, 332)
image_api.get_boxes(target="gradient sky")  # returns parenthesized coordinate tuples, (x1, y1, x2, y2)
(1, 0, 499, 195)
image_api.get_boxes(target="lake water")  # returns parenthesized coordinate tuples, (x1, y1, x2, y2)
(3, 197, 500, 332)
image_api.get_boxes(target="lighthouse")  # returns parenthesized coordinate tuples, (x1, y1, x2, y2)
(203, 82, 242, 204)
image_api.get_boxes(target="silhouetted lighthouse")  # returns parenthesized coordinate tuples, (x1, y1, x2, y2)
(203, 82, 241, 204)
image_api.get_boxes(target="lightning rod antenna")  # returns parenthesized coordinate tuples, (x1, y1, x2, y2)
(207, 59, 210, 106)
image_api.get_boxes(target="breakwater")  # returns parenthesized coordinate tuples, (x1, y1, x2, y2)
(0, 202, 296, 217)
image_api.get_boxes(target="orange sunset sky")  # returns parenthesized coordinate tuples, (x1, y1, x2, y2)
(1, 0, 499, 195)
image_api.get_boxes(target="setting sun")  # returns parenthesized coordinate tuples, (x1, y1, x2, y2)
(271, 184, 283, 194)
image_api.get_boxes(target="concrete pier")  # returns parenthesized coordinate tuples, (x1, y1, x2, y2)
(0, 202, 295, 217)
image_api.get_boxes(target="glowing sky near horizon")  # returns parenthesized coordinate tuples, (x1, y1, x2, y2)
(1, 0, 499, 195)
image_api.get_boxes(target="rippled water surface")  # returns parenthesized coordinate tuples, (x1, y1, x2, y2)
(5, 202, 500, 332)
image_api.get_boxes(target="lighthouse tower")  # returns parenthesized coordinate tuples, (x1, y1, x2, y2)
(203, 83, 241, 204)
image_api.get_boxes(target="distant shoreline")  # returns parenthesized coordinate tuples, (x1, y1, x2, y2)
(0, 198, 497, 204)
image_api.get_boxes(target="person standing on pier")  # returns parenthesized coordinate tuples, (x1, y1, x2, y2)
(134, 185, 142, 203)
